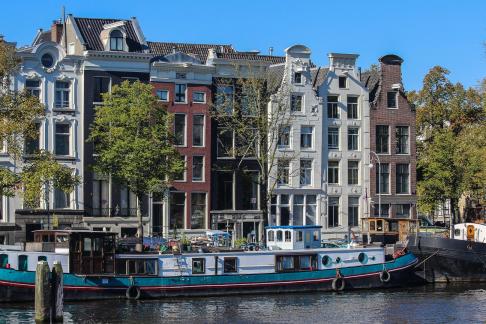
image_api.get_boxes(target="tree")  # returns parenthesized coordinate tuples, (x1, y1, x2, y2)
(412, 66, 485, 223)
(1, 39, 80, 227)
(210, 67, 299, 226)
(89, 80, 184, 252)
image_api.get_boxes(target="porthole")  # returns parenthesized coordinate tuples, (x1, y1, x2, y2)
(358, 252, 368, 264)
(41, 53, 54, 68)
(335, 257, 341, 264)
(322, 255, 332, 267)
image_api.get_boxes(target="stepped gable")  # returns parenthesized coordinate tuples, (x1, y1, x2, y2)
(73, 17, 145, 52)
(148, 41, 235, 63)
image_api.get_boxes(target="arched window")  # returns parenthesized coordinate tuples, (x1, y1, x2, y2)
(110, 30, 124, 51)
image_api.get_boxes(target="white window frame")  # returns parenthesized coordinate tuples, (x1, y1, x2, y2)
(299, 159, 313, 186)
(338, 76, 348, 89)
(93, 76, 111, 104)
(54, 80, 71, 110)
(387, 91, 398, 109)
(290, 94, 303, 113)
(192, 114, 205, 147)
(54, 122, 72, 157)
(174, 156, 187, 182)
(175, 84, 187, 104)
(277, 160, 290, 186)
(192, 91, 206, 104)
(328, 127, 339, 150)
(277, 125, 291, 149)
(156, 89, 169, 102)
(25, 79, 41, 100)
(300, 125, 314, 150)
(396, 163, 410, 195)
(192, 156, 205, 182)
(395, 126, 410, 155)
(174, 113, 187, 147)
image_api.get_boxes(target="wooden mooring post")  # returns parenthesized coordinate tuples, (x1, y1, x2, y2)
(35, 260, 64, 323)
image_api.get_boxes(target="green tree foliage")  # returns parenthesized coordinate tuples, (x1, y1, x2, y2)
(21, 151, 80, 208)
(413, 66, 486, 221)
(89, 80, 184, 250)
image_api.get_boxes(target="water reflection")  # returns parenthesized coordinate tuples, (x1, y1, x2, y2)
(1, 284, 485, 323)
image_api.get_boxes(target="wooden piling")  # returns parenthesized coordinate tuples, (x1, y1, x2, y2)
(51, 261, 64, 322)
(34, 261, 51, 323)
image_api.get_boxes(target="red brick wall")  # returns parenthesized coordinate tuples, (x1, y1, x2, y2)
(369, 58, 417, 218)
(151, 82, 212, 229)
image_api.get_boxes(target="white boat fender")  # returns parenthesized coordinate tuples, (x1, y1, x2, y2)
(380, 269, 391, 283)
(126, 286, 141, 300)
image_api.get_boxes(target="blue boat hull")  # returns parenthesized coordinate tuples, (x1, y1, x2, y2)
(0, 253, 418, 302)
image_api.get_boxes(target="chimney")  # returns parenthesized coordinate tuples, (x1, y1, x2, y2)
(378, 54, 404, 84)
(269, 47, 274, 56)
(51, 19, 63, 43)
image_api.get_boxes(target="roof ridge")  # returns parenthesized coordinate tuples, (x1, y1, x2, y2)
(73, 16, 130, 22)
(147, 40, 233, 47)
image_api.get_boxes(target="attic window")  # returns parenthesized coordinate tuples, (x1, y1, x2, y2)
(294, 72, 302, 84)
(109, 30, 124, 51)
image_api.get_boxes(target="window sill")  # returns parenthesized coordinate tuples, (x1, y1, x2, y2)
(173, 180, 187, 183)
(54, 156, 76, 161)
(192, 101, 206, 105)
(192, 179, 204, 183)
(387, 107, 398, 110)
(300, 148, 316, 152)
(53, 108, 75, 113)
(174, 101, 188, 105)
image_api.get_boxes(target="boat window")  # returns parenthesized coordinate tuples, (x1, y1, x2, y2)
(285, 231, 291, 242)
(38, 256, 47, 262)
(83, 238, 92, 253)
(0, 254, 8, 268)
(56, 235, 68, 243)
(145, 260, 157, 275)
(297, 231, 303, 242)
(377, 220, 383, 231)
(192, 258, 205, 274)
(358, 252, 368, 264)
(305, 231, 311, 242)
(299, 256, 311, 270)
(268, 230, 275, 242)
(93, 237, 103, 252)
(390, 221, 398, 232)
(282, 256, 294, 270)
(42, 235, 50, 243)
(276, 230, 283, 242)
(18, 255, 28, 271)
(454, 229, 461, 237)
(116, 259, 127, 275)
(128, 260, 136, 274)
(313, 231, 319, 241)
(370, 221, 376, 231)
(136, 260, 145, 274)
(322, 255, 332, 267)
(223, 257, 237, 273)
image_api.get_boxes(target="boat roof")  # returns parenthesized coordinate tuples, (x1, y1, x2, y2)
(33, 229, 117, 235)
(265, 225, 323, 230)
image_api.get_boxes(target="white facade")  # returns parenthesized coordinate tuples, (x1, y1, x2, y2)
(318, 53, 370, 238)
(0, 39, 84, 243)
(269, 45, 324, 228)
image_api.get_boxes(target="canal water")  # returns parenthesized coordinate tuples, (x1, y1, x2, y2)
(1, 284, 486, 323)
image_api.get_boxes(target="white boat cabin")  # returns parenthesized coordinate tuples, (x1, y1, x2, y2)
(453, 223, 486, 243)
(266, 225, 322, 250)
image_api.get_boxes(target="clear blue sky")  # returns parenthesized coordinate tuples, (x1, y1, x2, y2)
(2, 0, 485, 90)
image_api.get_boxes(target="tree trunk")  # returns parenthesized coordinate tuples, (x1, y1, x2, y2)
(135, 195, 144, 253)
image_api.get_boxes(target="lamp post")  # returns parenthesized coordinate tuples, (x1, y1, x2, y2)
(369, 151, 381, 219)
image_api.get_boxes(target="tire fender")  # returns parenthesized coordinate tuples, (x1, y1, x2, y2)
(331, 277, 345, 291)
(126, 286, 141, 300)
(380, 270, 391, 283)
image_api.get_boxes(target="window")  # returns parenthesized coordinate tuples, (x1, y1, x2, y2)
(41, 53, 54, 68)
(0, 195, 3, 220)
(192, 258, 205, 274)
(396, 164, 410, 194)
(192, 92, 206, 103)
(373, 204, 390, 217)
(339, 76, 347, 89)
(270, 195, 277, 225)
(174, 114, 186, 146)
(54, 187, 70, 209)
(25, 80, 40, 99)
(300, 159, 312, 186)
(55, 81, 70, 109)
(223, 257, 237, 273)
(169, 192, 185, 230)
(92, 177, 109, 216)
(25, 123, 40, 155)
(328, 197, 339, 228)
(297, 231, 303, 242)
(93, 77, 110, 103)
(192, 115, 204, 147)
(396, 126, 409, 154)
(192, 156, 204, 181)
(55, 124, 70, 156)
(293, 195, 304, 225)
(216, 86, 234, 114)
(300, 126, 313, 149)
(348, 127, 359, 150)
(285, 231, 291, 242)
(280, 195, 290, 226)
(328, 161, 339, 184)
(348, 197, 359, 227)
(241, 171, 258, 210)
(176, 73, 186, 79)
(278, 125, 291, 148)
(175, 84, 186, 103)
(328, 127, 339, 149)
(217, 172, 233, 210)
(387, 91, 398, 108)
(268, 230, 275, 242)
(376, 163, 390, 194)
(327, 96, 339, 119)
(348, 161, 359, 185)
(396, 204, 411, 218)
(0, 254, 8, 268)
(291, 94, 303, 112)
(156, 90, 169, 102)
(217, 129, 233, 158)
(347, 96, 358, 119)
(277, 160, 290, 185)
(120, 186, 137, 216)
(191, 193, 206, 229)
(173, 156, 186, 181)
(294, 72, 302, 84)
(306, 195, 316, 225)
(110, 30, 124, 51)
(18, 255, 28, 271)
(376, 125, 389, 154)
(276, 230, 283, 242)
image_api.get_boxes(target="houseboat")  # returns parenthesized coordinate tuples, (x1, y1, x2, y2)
(409, 222, 486, 283)
(0, 225, 418, 302)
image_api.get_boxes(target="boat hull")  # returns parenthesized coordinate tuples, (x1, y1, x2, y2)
(408, 235, 486, 283)
(0, 253, 418, 302)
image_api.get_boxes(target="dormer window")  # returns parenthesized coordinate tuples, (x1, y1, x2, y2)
(294, 72, 302, 84)
(109, 30, 124, 51)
